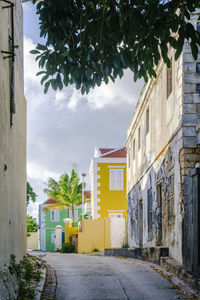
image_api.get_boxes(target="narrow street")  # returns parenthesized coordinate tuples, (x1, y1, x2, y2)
(34, 252, 193, 300)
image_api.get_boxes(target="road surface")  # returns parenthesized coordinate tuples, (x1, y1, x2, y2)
(33, 252, 193, 300)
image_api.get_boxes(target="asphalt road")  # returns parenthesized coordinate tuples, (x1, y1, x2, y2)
(35, 252, 192, 300)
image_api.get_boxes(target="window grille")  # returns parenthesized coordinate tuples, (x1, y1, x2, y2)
(51, 210, 59, 222)
(109, 169, 124, 190)
(167, 60, 172, 98)
(148, 189, 153, 231)
(168, 173, 174, 221)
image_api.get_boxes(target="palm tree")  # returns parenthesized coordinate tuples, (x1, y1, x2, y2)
(43, 169, 83, 227)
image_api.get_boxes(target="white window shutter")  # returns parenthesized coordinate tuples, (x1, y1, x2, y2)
(109, 169, 124, 190)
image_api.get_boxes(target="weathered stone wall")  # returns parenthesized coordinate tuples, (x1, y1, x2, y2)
(0, 266, 18, 300)
(0, 0, 26, 266)
(126, 10, 200, 265)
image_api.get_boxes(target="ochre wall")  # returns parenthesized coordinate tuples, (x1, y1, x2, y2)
(77, 219, 110, 253)
(97, 163, 127, 219)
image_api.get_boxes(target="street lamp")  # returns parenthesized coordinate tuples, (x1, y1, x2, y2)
(81, 173, 86, 220)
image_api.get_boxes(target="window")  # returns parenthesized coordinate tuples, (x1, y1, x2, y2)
(109, 169, 124, 190)
(69, 209, 78, 222)
(148, 189, 153, 231)
(168, 173, 174, 221)
(50, 210, 59, 222)
(146, 108, 149, 135)
(133, 139, 135, 160)
(138, 127, 141, 150)
(197, 22, 200, 32)
(167, 60, 172, 98)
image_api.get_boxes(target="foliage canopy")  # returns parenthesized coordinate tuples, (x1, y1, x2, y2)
(44, 169, 83, 226)
(27, 215, 38, 232)
(31, 0, 200, 94)
(27, 181, 37, 206)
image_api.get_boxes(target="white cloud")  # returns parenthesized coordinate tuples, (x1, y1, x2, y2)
(27, 162, 60, 181)
(24, 36, 143, 217)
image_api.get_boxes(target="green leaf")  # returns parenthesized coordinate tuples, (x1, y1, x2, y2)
(41, 74, 49, 85)
(36, 43, 47, 51)
(190, 42, 198, 60)
(36, 71, 46, 76)
(30, 49, 40, 55)
(44, 80, 51, 94)
(104, 77, 109, 84)
(51, 79, 58, 91)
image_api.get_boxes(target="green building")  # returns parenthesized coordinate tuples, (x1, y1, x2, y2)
(39, 199, 82, 251)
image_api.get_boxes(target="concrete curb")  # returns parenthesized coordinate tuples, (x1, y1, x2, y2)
(34, 267, 46, 300)
(41, 264, 57, 299)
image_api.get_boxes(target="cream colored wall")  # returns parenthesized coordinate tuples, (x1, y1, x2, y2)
(27, 232, 39, 250)
(126, 11, 200, 264)
(127, 47, 182, 192)
(77, 219, 110, 253)
(0, 0, 26, 265)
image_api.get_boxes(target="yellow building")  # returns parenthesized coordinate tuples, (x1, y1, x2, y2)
(90, 147, 127, 220)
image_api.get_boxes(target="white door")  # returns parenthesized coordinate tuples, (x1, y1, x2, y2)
(109, 214, 125, 248)
(40, 229, 46, 251)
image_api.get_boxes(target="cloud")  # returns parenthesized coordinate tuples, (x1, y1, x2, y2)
(24, 36, 143, 216)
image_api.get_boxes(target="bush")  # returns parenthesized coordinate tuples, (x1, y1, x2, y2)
(59, 242, 76, 253)
(122, 242, 129, 248)
(8, 254, 45, 300)
(92, 248, 100, 252)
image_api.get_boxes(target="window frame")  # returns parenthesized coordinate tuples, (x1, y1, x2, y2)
(138, 127, 141, 150)
(50, 210, 60, 222)
(109, 169, 124, 191)
(167, 59, 172, 99)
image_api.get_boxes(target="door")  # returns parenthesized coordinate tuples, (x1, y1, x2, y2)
(139, 199, 143, 247)
(156, 182, 162, 246)
(109, 213, 125, 248)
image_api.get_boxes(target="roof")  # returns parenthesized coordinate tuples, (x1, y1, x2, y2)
(98, 147, 126, 158)
(99, 148, 115, 155)
(43, 198, 57, 205)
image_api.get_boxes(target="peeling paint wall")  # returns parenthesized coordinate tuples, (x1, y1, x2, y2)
(127, 10, 200, 265)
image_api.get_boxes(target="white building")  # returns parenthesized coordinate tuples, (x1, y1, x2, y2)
(0, 0, 26, 266)
(126, 10, 200, 275)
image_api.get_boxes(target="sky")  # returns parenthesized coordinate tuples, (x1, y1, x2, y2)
(23, 2, 144, 219)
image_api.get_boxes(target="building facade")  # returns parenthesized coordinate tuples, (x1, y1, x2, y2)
(0, 0, 26, 266)
(126, 11, 200, 275)
(90, 147, 127, 220)
(39, 199, 83, 251)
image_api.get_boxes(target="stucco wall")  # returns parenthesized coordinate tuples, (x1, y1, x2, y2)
(126, 10, 200, 264)
(0, 0, 26, 265)
(77, 218, 110, 253)
(91, 157, 127, 219)
(27, 232, 39, 250)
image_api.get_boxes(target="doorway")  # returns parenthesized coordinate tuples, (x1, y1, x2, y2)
(156, 182, 162, 246)
(139, 199, 143, 247)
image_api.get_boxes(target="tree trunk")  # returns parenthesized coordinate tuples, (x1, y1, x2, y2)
(72, 206, 75, 227)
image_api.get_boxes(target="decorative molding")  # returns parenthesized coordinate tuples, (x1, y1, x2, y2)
(107, 210, 125, 212)
(107, 166, 126, 168)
